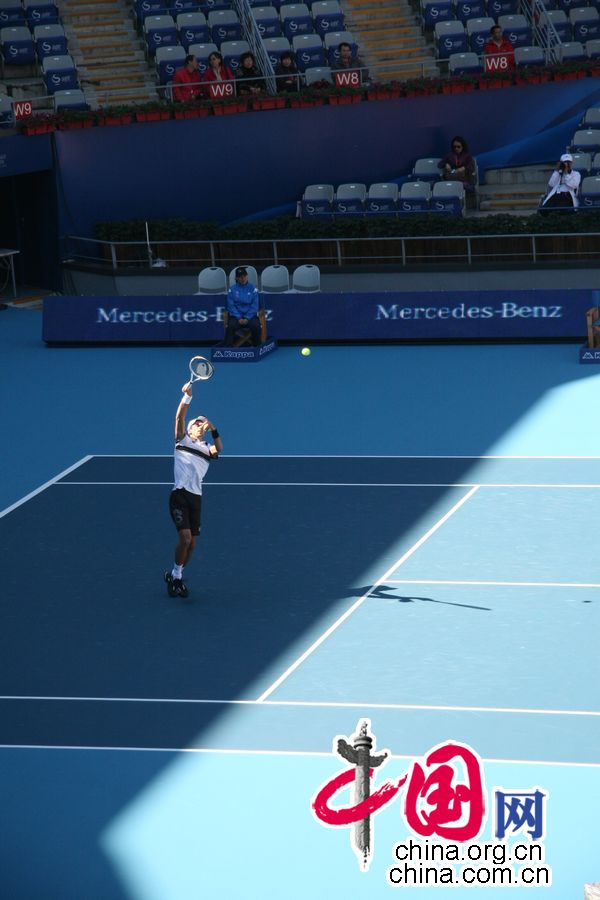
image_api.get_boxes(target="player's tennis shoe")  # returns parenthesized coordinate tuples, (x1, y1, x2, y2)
(174, 578, 188, 599)
(164, 571, 178, 598)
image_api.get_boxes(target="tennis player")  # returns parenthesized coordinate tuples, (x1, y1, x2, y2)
(165, 382, 223, 598)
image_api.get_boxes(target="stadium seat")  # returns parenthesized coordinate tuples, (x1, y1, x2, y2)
(42, 54, 78, 92)
(177, 12, 210, 49)
(144, 15, 178, 56)
(53, 88, 88, 110)
(366, 182, 398, 213)
(0, 25, 34, 64)
(0, 0, 25, 26)
(188, 41, 217, 75)
(260, 264, 290, 292)
(558, 39, 587, 60)
(221, 39, 250, 72)
(435, 20, 468, 58)
(412, 157, 442, 181)
(171, 0, 201, 14)
(253, 5, 281, 37)
(24, 0, 58, 26)
(571, 128, 600, 152)
(292, 33, 325, 70)
(156, 44, 186, 83)
(541, 9, 571, 41)
(228, 265, 259, 286)
(323, 30, 356, 64)
(304, 63, 332, 83)
(558, 0, 580, 12)
(455, 0, 486, 22)
(312, 0, 344, 36)
(486, 0, 518, 16)
(263, 35, 292, 65)
(203, 0, 234, 11)
(197, 266, 228, 293)
(570, 6, 600, 41)
(135, 0, 164, 26)
(431, 180, 465, 214)
(421, 0, 454, 28)
(399, 181, 431, 212)
(302, 183, 334, 216)
(466, 16, 495, 53)
(292, 263, 321, 291)
(0, 92, 14, 125)
(33, 23, 67, 59)
(449, 50, 482, 72)
(586, 37, 600, 57)
(571, 151, 592, 177)
(280, 3, 313, 39)
(498, 14, 531, 47)
(592, 151, 600, 174)
(579, 174, 600, 206)
(514, 44, 546, 65)
(209, 9, 241, 42)
(334, 183, 366, 214)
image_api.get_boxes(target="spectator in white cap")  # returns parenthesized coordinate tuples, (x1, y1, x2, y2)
(541, 153, 581, 210)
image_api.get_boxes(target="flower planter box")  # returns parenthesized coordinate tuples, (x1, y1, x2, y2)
(58, 118, 94, 130)
(23, 124, 55, 135)
(290, 98, 326, 108)
(251, 96, 286, 110)
(479, 78, 512, 89)
(212, 100, 248, 115)
(98, 115, 131, 126)
(553, 70, 586, 81)
(328, 93, 362, 105)
(174, 106, 210, 119)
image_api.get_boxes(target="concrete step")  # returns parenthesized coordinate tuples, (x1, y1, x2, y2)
(484, 165, 554, 185)
(354, 25, 422, 39)
(362, 36, 427, 51)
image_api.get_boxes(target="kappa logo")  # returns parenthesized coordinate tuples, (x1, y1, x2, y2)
(583, 350, 600, 359)
(213, 350, 224, 358)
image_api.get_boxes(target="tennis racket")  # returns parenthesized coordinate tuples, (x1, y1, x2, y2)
(188, 355, 214, 383)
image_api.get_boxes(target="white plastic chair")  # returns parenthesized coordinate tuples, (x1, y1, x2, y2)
(292, 264, 320, 292)
(197, 266, 227, 294)
(260, 264, 290, 292)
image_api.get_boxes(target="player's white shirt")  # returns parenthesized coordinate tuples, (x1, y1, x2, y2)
(174, 434, 214, 495)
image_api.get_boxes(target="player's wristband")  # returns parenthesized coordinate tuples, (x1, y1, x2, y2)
(211, 429, 220, 439)
(182, 395, 192, 405)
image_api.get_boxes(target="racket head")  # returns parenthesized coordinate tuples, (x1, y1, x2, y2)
(188, 355, 214, 382)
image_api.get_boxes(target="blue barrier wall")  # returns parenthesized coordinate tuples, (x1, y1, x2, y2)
(50, 80, 600, 236)
(42, 290, 598, 343)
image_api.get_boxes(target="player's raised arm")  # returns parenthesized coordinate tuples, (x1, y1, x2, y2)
(175, 382, 192, 440)
(205, 419, 223, 455)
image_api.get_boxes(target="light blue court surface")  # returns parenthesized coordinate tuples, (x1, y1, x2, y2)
(1, 307, 600, 898)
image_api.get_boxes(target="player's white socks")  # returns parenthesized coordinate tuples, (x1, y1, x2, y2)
(172, 564, 183, 579)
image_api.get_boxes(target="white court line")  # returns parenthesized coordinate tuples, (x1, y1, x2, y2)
(54, 481, 600, 488)
(0, 456, 92, 520)
(91, 454, 600, 459)
(255, 486, 480, 703)
(0, 743, 598, 768)
(1, 695, 599, 717)
(386, 579, 600, 588)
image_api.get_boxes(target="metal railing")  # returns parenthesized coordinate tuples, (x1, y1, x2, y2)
(63, 231, 600, 271)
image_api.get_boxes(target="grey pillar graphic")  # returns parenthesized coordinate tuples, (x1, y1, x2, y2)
(337, 719, 388, 868)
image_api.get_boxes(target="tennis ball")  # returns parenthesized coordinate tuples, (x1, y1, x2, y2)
(301, 347, 311, 357)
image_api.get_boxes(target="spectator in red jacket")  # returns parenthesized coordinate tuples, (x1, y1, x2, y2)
(483, 25, 515, 70)
(203, 51, 234, 95)
(173, 55, 202, 102)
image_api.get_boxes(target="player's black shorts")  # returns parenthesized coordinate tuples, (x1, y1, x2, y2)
(169, 488, 202, 535)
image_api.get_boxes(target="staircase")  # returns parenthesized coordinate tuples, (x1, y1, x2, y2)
(59, 0, 158, 107)
(478, 163, 554, 214)
(342, 0, 438, 82)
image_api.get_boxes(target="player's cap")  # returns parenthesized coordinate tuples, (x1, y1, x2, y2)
(188, 415, 207, 430)
(235, 266, 248, 277)
(560, 153, 573, 162)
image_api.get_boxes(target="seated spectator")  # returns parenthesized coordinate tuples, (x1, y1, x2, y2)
(438, 135, 476, 189)
(203, 51, 234, 95)
(173, 55, 202, 103)
(236, 52, 266, 96)
(541, 154, 580, 210)
(332, 41, 369, 82)
(483, 25, 515, 69)
(275, 51, 300, 93)
(225, 267, 262, 347)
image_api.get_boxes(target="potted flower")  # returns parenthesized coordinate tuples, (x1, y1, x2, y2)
(20, 112, 58, 135)
(172, 100, 210, 120)
(96, 104, 135, 126)
(57, 107, 95, 130)
(210, 93, 248, 115)
(251, 93, 286, 111)
(327, 84, 365, 105)
(135, 100, 173, 123)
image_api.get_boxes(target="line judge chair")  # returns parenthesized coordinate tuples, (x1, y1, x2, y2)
(223, 304, 268, 346)
(586, 306, 600, 347)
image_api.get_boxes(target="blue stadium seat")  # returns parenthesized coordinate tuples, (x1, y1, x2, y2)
(572, 128, 600, 152)
(33, 23, 67, 59)
(432, 181, 465, 214)
(312, 0, 344, 36)
(156, 44, 186, 83)
(435, 20, 468, 58)
(399, 181, 431, 212)
(366, 182, 398, 214)
(24, 0, 58, 26)
(280, 3, 313, 38)
(42, 53, 78, 92)
(582, 107, 600, 126)
(570, 6, 600, 42)
(498, 13, 531, 47)
(466, 16, 494, 52)
(421, 0, 454, 27)
(135, 0, 165, 26)
(579, 175, 600, 206)
(486, 0, 518, 16)
(144, 15, 178, 56)
(177, 12, 210, 49)
(170, 0, 200, 14)
(412, 157, 442, 180)
(0, 0, 25, 25)
(1, 25, 34, 64)
(0, 92, 15, 124)
(53, 88, 88, 110)
(558, 39, 587, 60)
(586, 36, 600, 56)
(334, 183, 366, 215)
(591, 151, 600, 174)
(558, 0, 580, 12)
(541, 9, 571, 41)
(220, 39, 250, 73)
(302, 183, 334, 216)
(188, 40, 217, 75)
(514, 44, 545, 65)
(455, 0, 486, 23)
(209, 8, 241, 41)
(263, 35, 291, 66)
(323, 29, 357, 64)
(571, 151, 592, 177)
(304, 63, 332, 83)
(292, 32, 325, 69)
(201, 0, 232, 12)
(449, 49, 482, 72)
(253, 5, 281, 37)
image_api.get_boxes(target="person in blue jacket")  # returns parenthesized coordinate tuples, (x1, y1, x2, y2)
(225, 266, 262, 346)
